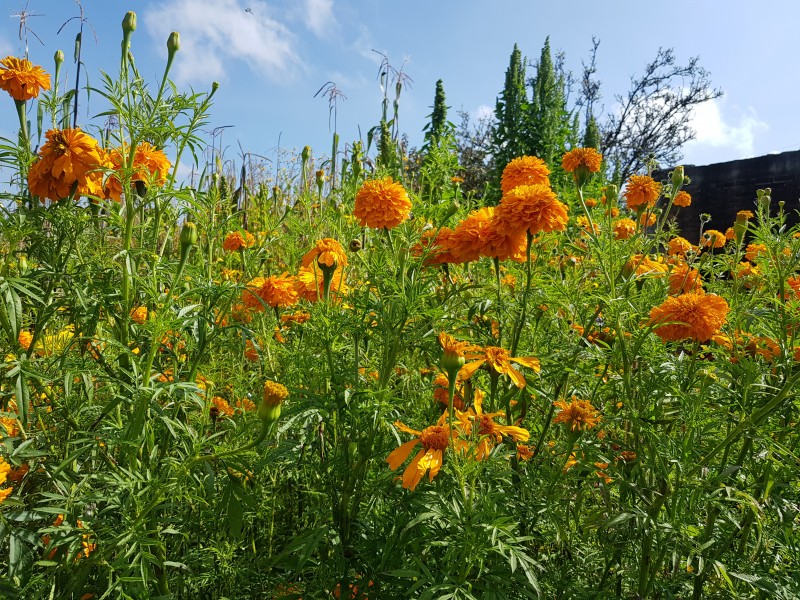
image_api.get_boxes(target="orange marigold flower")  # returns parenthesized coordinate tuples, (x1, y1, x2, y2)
(0, 56, 51, 101)
(302, 238, 348, 269)
(553, 396, 601, 432)
(17, 330, 32, 351)
(243, 273, 298, 310)
(639, 212, 657, 227)
(649, 292, 729, 342)
(130, 306, 148, 324)
(462, 394, 530, 460)
(561, 147, 603, 173)
(500, 155, 550, 193)
(387, 416, 451, 491)
(668, 261, 703, 295)
(353, 176, 412, 229)
(131, 142, 171, 186)
(736, 210, 754, 222)
(244, 339, 259, 362)
(787, 275, 800, 298)
(725, 227, 736, 240)
(495, 184, 569, 235)
(745, 243, 767, 263)
(446, 208, 493, 263)
(612, 218, 636, 240)
(294, 263, 347, 303)
(478, 215, 527, 261)
(28, 128, 106, 201)
(223, 230, 256, 252)
(585, 198, 598, 208)
(411, 227, 459, 265)
(459, 345, 540, 389)
(673, 191, 692, 207)
(624, 254, 668, 278)
(210, 396, 234, 419)
(432, 373, 464, 410)
(701, 229, 726, 249)
(623, 175, 662, 209)
(516, 444, 533, 461)
(438, 331, 474, 376)
(667, 236, 694, 256)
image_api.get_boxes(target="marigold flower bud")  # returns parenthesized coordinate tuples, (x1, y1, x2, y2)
(54, 50, 64, 67)
(260, 381, 289, 423)
(167, 32, 180, 54)
(671, 166, 685, 190)
(301, 146, 311, 162)
(180, 221, 198, 248)
(122, 12, 137, 34)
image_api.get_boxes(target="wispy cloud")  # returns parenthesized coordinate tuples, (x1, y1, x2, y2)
(144, 0, 302, 84)
(303, 0, 337, 38)
(683, 97, 769, 164)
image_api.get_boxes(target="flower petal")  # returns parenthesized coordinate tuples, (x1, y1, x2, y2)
(387, 440, 419, 471)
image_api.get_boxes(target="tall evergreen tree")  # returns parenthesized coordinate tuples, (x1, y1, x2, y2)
(583, 114, 601, 150)
(527, 37, 572, 166)
(420, 79, 459, 203)
(423, 79, 448, 150)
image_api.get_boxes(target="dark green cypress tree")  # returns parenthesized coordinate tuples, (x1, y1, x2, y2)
(527, 37, 572, 166)
(423, 79, 448, 150)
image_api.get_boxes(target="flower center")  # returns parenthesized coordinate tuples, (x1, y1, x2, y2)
(420, 425, 449, 450)
(51, 132, 69, 156)
(478, 415, 496, 436)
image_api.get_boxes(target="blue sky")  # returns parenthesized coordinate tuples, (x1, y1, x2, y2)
(1, 0, 797, 178)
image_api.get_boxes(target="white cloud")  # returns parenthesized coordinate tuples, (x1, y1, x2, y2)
(144, 0, 302, 84)
(472, 104, 494, 122)
(303, 0, 337, 38)
(683, 97, 768, 164)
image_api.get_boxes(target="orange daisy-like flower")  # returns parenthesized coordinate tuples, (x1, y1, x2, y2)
(668, 261, 703, 295)
(0, 56, 51, 101)
(701, 229, 726, 249)
(387, 416, 452, 491)
(28, 128, 106, 201)
(553, 396, 601, 432)
(302, 238, 348, 269)
(242, 273, 299, 310)
(459, 394, 530, 460)
(459, 345, 540, 389)
(649, 292, 729, 342)
(223, 230, 256, 252)
(624, 254, 668, 278)
(673, 191, 692, 207)
(612, 218, 636, 240)
(500, 155, 550, 194)
(294, 263, 347, 302)
(495, 184, 569, 235)
(667, 236, 694, 256)
(353, 176, 412, 229)
(561, 147, 603, 174)
(623, 175, 662, 209)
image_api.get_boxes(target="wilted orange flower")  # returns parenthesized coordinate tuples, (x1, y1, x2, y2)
(623, 175, 661, 209)
(673, 191, 692, 207)
(302, 238, 348, 269)
(701, 230, 726, 249)
(742, 334, 781, 362)
(432, 373, 464, 410)
(561, 147, 602, 173)
(553, 396, 601, 432)
(668, 261, 703, 295)
(223, 230, 256, 252)
(459, 345, 540, 388)
(649, 292, 729, 342)
(0, 56, 51, 101)
(387, 416, 451, 491)
(667, 236, 694, 256)
(516, 444, 533, 461)
(130, 306, 148, 324)
(28, 129, 106, 201)
(243, 273, 298, 310)
(612, 218, 636, 240)
(495, 184, 569, 235)
(354, 176, 412, 229)
(500, 155, 550, 193)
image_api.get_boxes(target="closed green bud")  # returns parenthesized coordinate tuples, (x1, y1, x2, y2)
(671, 166, 685, 190)
(167, 31, 180, 54)
(54, 50, 64, 67)
(180, 221, 198, 248)
(122, 12, 137, 34)
(301, 145, 311, 162)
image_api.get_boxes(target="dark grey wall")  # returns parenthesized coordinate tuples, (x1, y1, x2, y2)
(654, 150, 800, 242)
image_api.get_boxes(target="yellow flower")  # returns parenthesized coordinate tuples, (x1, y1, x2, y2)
(649, 292, 729, 342)
(387, 416, 451, 491)
(260, 380, 289, 423)
(553, 396, 601, 432)
(130, 306, 148, 324)
(28, 129, 106, 201)
(0, 56, 51, 101)
(302, 238, 348, 269)
(460, 394, 530, 460)
(353, 177, 412, 229)
(623, 175, 661, 209)
(500, 156, 550, 193)
(17, 330, 32, 351)
(459, 345, 540, 389)
(612, 218, 636, 240)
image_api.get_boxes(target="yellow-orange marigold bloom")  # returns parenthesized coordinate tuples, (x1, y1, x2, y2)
(243, 273, 298, 310)
(639, 212, 657, 227)
(553, 396, 601, 432)
(411, 227, 459, 265)
(387, 416, 451, 491)
(649, 292, 729, 342)
(495, 184, 569, 235)
(673, 191, 692, 207)
(17, 330, 32, 351)
(561, 147, 602, 174)
(302, 238, 348, 268)
(745, 243, 767, 263)
(244, 339, 259, 362)
(500, 155, 550, 193)
(612, 218, 636, 240)
(701, 229, 726, 249)
(459, 345, 540, 388)
(263, 381, 289, 407)
(353, 176, 412, 229)
(210, 396, 234, 418)
(130, 306, 148, 324)
(668, 261, 703, 295)
(787, 275, 800, 299)
(28, 129, 106, 201)
(624, 175, 662, 209)
(447, 208, 494, 263)
(294, 264, 347, 302)
(667, 236, 694, 256)
(223, 230, 256, 252)
(0, 56, 51, 101)
(461, 394, 530, 460)
(624, 254, 668, 278)
(478, 215, 527, 261)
